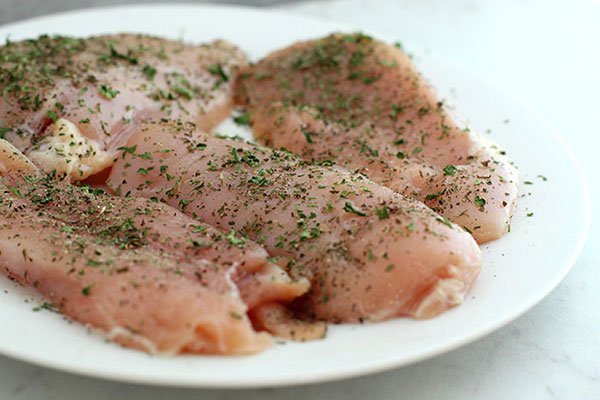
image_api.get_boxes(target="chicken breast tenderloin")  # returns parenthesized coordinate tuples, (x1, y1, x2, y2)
(0, 138, 312, 354)
(0, 34, 247, 180)
(236, 33, 518, 243)
(107, 120, 482, 322)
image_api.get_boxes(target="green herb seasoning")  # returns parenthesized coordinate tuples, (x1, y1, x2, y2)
(233, 112, 251, 126)
(443, 165, 457, 176)
(142, 64, 157, 80)
(208, 63, 229, 87)
(375, 205, 390, 220)
(99, 84, 119, 99)
(474, 195, 486, 209)
(343, 201, 366, 216)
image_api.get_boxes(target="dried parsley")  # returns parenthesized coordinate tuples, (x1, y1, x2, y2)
(343, 201, 366, 216)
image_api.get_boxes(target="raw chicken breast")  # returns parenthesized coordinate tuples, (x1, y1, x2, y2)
(0, 138, 310, 354)
(107, 120, 482, 322)
(0, 34, 247, 180)
(236, 33, 518, 243)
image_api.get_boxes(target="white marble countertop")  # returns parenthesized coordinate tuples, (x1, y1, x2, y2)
(0, 0, 598, 399)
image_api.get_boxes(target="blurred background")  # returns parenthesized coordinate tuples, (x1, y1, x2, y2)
(0, 0, 598, 399)
(0, 0, 298, 24)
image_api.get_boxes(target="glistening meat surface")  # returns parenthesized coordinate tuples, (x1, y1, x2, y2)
(107, 120, 482, 323)
(0, 34, 247, 180)
(236, 33, 518, 243)
(0, 139, 310, 354)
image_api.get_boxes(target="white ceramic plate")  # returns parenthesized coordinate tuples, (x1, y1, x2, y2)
(0, 4, 590, 388)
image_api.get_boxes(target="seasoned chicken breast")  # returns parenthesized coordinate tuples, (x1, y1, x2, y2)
(236, 33, 518, 243)
(0, 139, 310, 354)
(0, 34, 247, 180)
(107, 120, 482, 322)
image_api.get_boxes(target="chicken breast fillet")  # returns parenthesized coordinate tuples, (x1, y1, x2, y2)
(235, 33, 518, 243)
(107, 120, 482, 322)
(0, 138, 311, 354)
(0, 34, 247, 180)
